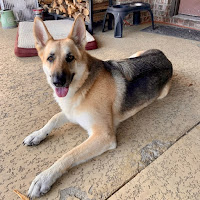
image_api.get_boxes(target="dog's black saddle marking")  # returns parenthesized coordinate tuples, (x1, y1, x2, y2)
(103, 49, 173, 113)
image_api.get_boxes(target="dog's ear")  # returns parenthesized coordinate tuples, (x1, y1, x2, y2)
(68, 14, 86, 48)
(33, 17, 53, 56)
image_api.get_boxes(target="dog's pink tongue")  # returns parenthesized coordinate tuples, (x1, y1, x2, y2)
(55, 87, 69, 97)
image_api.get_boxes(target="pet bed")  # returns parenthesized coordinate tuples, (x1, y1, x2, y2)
(15, 19, 98, 57)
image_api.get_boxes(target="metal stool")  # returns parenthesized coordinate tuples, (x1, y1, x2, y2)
(102, 2, 155, 38)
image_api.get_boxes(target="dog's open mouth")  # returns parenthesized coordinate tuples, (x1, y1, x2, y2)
(54, 73, 75, 97)
(55, 87, 69, 97)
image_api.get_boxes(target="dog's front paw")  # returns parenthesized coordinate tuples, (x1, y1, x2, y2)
(28, 169, 60, 198)
(23, 130, 47, 146)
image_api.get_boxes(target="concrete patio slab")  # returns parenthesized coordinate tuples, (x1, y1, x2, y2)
(0, 23, 200, 200)
(108, 124, 200, 200)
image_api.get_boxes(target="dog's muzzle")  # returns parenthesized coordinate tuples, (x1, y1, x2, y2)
(53, 73, 66, 87)
(52, 72, 75, 87)
(52, 72, 75, 97)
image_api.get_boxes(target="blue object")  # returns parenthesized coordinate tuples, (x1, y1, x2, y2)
(102, 2, 155, 38)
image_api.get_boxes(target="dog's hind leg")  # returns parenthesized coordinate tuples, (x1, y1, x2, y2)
(27, 125, 116, 198)
(158, 79, 172, 100)
(23, 112, 68, 146)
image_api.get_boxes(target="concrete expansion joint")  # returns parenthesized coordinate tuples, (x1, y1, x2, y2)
(106, 122, 200, 200)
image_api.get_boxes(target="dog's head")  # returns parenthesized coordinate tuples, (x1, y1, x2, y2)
(33, 14, 87, 97)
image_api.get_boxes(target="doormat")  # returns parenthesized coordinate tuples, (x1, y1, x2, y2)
(141, 25, 200, 41)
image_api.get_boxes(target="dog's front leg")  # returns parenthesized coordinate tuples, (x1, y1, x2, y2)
(28, 127, 117, 198)
(23, 112, 68, 146)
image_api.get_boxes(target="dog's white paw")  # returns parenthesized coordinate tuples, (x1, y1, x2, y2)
(23, 130, 48, 146)
(28, 169, 60, 198)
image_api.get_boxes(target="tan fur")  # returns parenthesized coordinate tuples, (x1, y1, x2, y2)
(24, 15, 171, 198)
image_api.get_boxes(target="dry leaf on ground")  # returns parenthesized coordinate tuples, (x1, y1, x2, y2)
(13, 190, 29, 200)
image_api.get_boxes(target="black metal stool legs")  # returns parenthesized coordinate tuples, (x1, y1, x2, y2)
(133, 11, 141, 25)
(114, 13, 124, 38)
(102, 3, 155, 37)
(102, 11, 108, 32)
(102, 12, 114, 32)
(148, 9, 155, 30)
(108, 14, 113, 30)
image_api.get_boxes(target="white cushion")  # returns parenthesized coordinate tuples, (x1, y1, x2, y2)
(18, 19, 94, 48)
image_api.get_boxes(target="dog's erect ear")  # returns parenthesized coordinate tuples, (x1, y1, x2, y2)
(33, 17, 53, 55)
(68, 14, 86, 48)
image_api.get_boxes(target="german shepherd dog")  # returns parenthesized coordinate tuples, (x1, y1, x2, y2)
(23, 14, 173, 198)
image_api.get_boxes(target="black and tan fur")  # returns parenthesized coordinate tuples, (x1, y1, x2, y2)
(23, 14, 173, 198)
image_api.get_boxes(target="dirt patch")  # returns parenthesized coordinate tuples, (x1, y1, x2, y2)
(60, 187, 92, 200)
(140, 140, 172, 167)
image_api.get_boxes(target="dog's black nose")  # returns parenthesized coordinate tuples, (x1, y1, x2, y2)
(52, 73, 66, 87)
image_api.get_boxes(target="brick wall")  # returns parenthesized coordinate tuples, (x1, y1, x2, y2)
(117, 0, 200, 30)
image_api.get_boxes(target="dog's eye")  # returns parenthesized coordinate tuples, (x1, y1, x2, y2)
(66, 54, 74, 63)
(47, 54, 55, 62)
